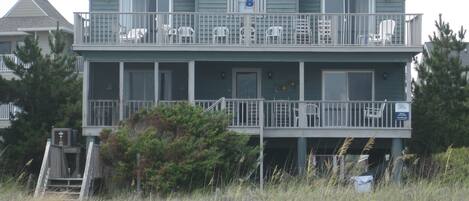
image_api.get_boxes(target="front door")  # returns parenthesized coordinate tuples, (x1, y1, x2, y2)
(233, 69, 261, 126)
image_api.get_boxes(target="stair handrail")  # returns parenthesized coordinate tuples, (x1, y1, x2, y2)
(79, 141, 95, 201)
(205, 97, 226, 112)
(34, 139, 52, 197)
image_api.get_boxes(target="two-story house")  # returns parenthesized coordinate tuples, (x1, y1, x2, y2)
(35, 0, 422, 199)
(0, 0, 82, 128)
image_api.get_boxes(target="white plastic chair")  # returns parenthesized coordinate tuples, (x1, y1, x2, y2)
(295, 17, 312, 44)
(212, 26, 230, 44)
(368, 20, 396, 46)
(120, 28, 148, 43)
(178, 26, 195, 43)
(295, 103, 320, 127)
(240, 27, 256, 44)
(266, 26, 283, 44)
(364, 100, 387, 119)
(318, 19, 332, 44)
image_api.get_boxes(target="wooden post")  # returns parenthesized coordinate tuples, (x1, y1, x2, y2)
(119, 62, 124, 121)
(82, 60, 89, 128)
(188, 61, 195, 104)
(136, 153, 142, 194)
(259, 99, 264, 190)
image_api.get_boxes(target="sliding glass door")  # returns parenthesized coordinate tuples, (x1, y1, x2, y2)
(323, 71, 373, 127)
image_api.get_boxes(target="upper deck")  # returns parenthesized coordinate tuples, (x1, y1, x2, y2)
(73, 12, 422, 52)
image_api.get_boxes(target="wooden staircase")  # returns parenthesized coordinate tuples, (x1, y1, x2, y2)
(44, 178, 83, 200)
(34, 140, 101, 201)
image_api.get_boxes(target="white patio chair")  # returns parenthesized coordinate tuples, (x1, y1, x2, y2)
(178, 26, 195, 43)
(368, 20, 396, 46)
(295, 17, 312, 44)
(212, 26, 230, 44)
(240, 27, 256, 44)
(318, 19, 332, 44)
(266, 26, 283, 44)
(120, 28, 148, 43)
(364, 100, 387, 119)
(295, 103, 320, 127)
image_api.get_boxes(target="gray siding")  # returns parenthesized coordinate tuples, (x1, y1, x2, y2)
(195, 62, 299, 100)
(375, 0, 405, 13)
(90, 0, 119, 12)
(299, 0, 321, 13)
(266, 0, 298, 13)
(174, 0, 195, 12)
(197, 0, 226, 12)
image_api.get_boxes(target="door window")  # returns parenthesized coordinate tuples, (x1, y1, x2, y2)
(236, 72, 258, 98)
(125, 71, 155, 101)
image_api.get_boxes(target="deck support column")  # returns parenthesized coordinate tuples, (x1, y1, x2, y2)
(405, 61, 412, 128)
(297, 137, 307, 175)
(82, 60, 89, 130)
(119, 62, 124, 121)
(297, 62, 307, 175)
(391, 138, 404, 184)
(259, 99, 264, 190)
(154, 62, 159, 105)
(188, 61, 195, 104)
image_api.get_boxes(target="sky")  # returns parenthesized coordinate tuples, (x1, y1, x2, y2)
(0, 0, 468, 42)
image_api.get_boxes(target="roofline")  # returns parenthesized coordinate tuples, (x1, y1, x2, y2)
(17, 27, 73, 34)
(4, 0, 48, 18)
(0, 31, 30, 36)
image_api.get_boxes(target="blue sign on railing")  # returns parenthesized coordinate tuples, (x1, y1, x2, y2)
(395, 103, 410, 121)
(246, 0, 254, 7)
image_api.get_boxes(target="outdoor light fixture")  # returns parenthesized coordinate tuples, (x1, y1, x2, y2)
(220, 72, 226, 79)
(267, 72, 273, 79)
(382, 72, 389, 80)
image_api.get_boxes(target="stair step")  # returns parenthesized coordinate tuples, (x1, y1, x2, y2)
(49, 178, 83, 181)
(45, 191, 80, 195)
(47, 184, 82, 188)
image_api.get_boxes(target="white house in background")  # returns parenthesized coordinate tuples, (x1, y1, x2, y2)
(0, 0, 76, 128)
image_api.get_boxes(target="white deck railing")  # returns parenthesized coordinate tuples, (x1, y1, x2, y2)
(87, 99, 411, 129)
(74, 12, 422, 48)
(1, 54, 84, 73)
(0, 103, 18, 120)
(0, 54, 18, 72)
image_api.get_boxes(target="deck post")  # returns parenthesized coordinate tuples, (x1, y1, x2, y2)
(405, 61, 412, 128)
(391, 138, 403, 184)
(297, 137, 307, 175)
(119, 62, 124, 121)
(259, 99, 264, 190)
(82, 60, 89, 128)
(154, 62, 159, 105)
(188, 61, 195, 104)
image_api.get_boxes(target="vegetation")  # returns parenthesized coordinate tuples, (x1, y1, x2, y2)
(99, 103, 258, 194)
(410, 15, 469, 154)
(0, 30, 82, 175)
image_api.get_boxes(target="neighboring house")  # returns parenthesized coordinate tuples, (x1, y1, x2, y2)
(0, 0, 81, 128)
(36, 0, 422, 199)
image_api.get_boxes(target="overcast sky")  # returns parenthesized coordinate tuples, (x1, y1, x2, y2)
(0, 0, 468, 42)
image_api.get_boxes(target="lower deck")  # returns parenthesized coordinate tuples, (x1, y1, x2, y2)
(82, 60, 412, 138)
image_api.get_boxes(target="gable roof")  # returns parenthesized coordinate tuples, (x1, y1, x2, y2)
(0, 0, 73, 35)
(423, 42, 469, 66)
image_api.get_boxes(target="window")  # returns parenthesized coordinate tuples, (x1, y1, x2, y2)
(0, 41, 11, 54)
(120, 0, 172, 12)
(227, 0, 265, 13)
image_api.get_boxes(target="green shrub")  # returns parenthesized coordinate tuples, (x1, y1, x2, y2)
(432, 147, 469, 184)
(100, 103, 258, 194)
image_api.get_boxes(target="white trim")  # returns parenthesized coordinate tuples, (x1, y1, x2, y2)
(17, 27, 74, 34)
(299, 62, 305, 101)
(0, 32, 30, 36)
(188, 60, 195, 103)
(232, 68, 262, 98)
(119, 62, 124, 121)
(82, 60, 89, 128)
